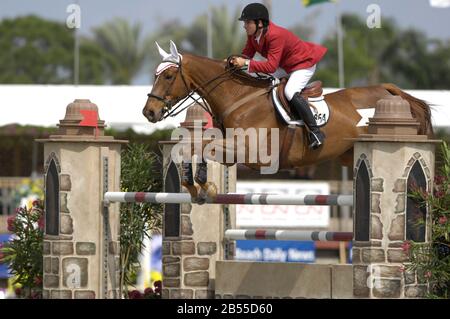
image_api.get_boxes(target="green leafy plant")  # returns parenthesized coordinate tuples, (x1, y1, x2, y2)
(0, 201, 44, 299)
(119, 143, 163, 298)
(405, 141, 450, 298)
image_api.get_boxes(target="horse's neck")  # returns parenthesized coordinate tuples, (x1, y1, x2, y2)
(185, 55, 259, 119)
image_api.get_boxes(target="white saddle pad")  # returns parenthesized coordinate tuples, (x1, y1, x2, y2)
(271, 80, 330, 127)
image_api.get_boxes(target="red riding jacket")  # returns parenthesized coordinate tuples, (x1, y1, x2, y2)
(242, 21, 327, 74)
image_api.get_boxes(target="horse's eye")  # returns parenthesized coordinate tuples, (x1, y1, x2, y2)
(165, 74, 173, 80)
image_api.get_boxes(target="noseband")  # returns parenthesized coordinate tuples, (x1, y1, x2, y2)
(146, 60, 218, 120)
(146, 62, 189, 116)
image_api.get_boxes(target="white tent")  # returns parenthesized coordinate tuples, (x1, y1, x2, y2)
(0, 85, 189, 135)
(0, 85, 449, 134)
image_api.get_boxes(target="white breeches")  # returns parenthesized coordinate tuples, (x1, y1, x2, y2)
(284, 65, 316, 101)
(247, 53, 317, 101)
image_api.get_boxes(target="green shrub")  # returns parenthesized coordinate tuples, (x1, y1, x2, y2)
(119, 143, 163, 298)
(0, 201, 44, 299)
(405, 141, 450, 298)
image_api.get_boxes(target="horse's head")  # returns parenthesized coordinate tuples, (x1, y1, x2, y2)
(143, 41, 190, 122)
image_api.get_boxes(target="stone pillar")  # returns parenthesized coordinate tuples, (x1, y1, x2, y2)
(160, 105, 236, 299)
(352, 96, 439, 298)
(38, 99, 127, 299)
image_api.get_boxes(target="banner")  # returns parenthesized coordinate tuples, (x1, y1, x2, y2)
(236, 181, 330, 228)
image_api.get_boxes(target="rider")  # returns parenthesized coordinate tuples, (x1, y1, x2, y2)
(232, 3, 327, 149)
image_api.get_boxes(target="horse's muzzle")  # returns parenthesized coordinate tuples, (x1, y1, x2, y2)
(143, 108, 159, 123)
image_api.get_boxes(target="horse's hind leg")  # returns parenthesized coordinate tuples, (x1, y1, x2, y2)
(339, 148, 354, 167)
(338, 126, 368, 167)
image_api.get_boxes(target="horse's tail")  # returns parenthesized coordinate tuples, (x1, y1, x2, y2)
(382, 83, 434, 137)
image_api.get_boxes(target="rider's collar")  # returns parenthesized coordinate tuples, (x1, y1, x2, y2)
(255, 32, 262, 44)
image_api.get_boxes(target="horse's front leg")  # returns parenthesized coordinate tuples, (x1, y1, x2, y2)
(181, 161, 204, 203)
(194, 160, 218, 199)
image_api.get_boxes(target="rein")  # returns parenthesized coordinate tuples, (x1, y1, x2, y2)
(147, 61, 237, 122)
(147, 57, 277, 124)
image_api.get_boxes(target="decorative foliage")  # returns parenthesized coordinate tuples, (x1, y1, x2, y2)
(0, 201, 44, 299)
(127, 280, 162, 299)
(405, 141, 450, 298)
(119, 143, 163, 298)
(13, 178, 44, 209)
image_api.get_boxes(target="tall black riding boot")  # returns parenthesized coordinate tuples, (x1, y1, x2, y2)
(290, 92, 325, 150)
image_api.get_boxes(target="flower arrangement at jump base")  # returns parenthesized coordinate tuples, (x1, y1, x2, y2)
(13, 178, 44, 210)
(0, 200, 44, 299)
(127, 280, 162, 299)
(404, 141, 450, 298)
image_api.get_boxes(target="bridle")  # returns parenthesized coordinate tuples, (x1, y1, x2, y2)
(146, 58, 244, 121)
(147, 61, 212, 120)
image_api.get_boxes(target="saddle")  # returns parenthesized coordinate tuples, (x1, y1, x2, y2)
(276, 79, 323, 118)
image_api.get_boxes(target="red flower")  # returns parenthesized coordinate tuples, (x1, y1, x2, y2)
(401, 241, 411, 252)
(15, 287, 22, 297)
(439, 216, 448, 225)
(34, 276, 42, 286)
(434, 190, 445, 199)
(38, 216, 45, 230)
(128, 290, 142, 299)
(399, 265, 405, 273)
(32, 200, 40, 207)
(30, 291, 41, 299)
(434, 175, 445, 185)
(7, 216, 16, 232)
(424, 271, 432, 279)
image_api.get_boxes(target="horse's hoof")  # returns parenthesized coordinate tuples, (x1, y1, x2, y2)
(195, 197, 207, 205)
(196, 185, 208, 205)
(200, 182, 218, 199)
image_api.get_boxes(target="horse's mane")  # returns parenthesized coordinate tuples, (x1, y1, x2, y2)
(226, 68, 273, 88)
(184, 53, 271, 89)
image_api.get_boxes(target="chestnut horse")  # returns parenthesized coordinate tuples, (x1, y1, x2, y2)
(143, 42, 433, 199)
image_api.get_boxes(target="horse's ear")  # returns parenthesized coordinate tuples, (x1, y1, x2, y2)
(155, 41, 170, 60)
(169, 41, 180, 63)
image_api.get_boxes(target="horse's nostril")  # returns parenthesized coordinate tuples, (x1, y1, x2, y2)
(149, 111, 154, 118)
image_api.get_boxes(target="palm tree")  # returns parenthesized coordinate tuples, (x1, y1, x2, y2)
(210, 5, 246, 58)
(91, 18, 146, 84)
(146, 5, 245, 62)
(288, 9, 320, 41)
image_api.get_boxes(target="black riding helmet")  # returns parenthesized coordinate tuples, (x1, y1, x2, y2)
(238, 3, 269, 22)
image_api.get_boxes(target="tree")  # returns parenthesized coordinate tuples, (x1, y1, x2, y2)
(315, 13, 450, 89)
(315, 14, 396, 87)
(145, 5, 245, 71)
(384, 30, 450, 89)
(144, 19, 188, 78)
(288, 9, 320, 41)
(0, 15, 108, 84)
(90, 18, 147, 84)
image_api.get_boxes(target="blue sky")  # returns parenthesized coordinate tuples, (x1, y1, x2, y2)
(1, 0, 450, 84)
